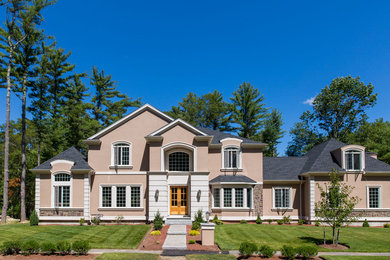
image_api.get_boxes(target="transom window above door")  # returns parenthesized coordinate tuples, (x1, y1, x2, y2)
(168, 151, 190, 171)
(223, 147, 241, 169)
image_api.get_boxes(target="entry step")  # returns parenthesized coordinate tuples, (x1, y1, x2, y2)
(165, 216, 192, 225)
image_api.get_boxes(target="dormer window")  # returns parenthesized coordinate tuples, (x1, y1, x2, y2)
(112, 142, 131, 166)
(345, 150, 362, 171)
(223, 147, 240, 169)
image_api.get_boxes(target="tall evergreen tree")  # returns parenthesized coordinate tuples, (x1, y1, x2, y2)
(90, 66, 141, 128)
(199, 90, 231, 131)
(261, 109, 284, 157)
(230, 82, 268, 139)
(167, 92, 203, 126)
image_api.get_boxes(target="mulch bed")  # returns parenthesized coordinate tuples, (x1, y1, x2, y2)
(319, 243, 349, 250)
(137, 225, 169, 250)
(237, 256, 323, 260)
(0, 255, 98, 259)
(186, 225, 219, 251)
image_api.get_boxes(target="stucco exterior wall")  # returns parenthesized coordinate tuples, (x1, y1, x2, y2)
(262, 183, 301, 218)
(89, 174, 147, 218)
(72, 174, 84, 208)
(40, 174, 51, 207)
(88, 110, 169, 173)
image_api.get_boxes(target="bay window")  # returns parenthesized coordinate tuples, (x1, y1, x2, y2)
(213, 187, 253, 209)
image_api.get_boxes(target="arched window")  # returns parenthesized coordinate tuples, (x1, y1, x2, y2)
(53, 173, 71, 208)
(223, 147, 240, 169)
(168, 152, 190, 171)
(345, 150, 362, 171)
(112, 142, 131, 166)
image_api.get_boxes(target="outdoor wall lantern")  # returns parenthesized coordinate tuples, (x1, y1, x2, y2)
(197, 190, 201, 202)
(155, 189, 159, 202)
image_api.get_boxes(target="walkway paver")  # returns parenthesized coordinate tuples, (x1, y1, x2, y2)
(162, 224, 187, 250)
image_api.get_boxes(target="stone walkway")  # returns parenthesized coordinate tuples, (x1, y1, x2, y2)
(162, 224, 187, 250)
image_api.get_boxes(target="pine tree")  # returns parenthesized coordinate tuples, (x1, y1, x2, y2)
(230, 82, 268, 139)
(167, 92, 203, 126)
(90, 66, 141, 128)
(261, 109, 285, 157)
(199, 90, 231, 131)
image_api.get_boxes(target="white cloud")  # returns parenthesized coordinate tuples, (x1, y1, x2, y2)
(303, 96, 315, 106)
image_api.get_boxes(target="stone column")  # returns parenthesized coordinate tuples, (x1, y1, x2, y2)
(253, 184, 263, 216)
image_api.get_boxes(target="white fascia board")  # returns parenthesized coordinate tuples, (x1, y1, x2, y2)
(149, 119, 208, 137)
(88, 104, 173, 140)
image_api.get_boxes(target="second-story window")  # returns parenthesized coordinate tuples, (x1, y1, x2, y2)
(168, 152, 190, 171)
(223, 147, 240, 169)
(113, 143, 130, 166)
(345, 150, 362, 171)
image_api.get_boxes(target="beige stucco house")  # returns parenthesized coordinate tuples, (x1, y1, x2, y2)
(31, 104, 390, 225)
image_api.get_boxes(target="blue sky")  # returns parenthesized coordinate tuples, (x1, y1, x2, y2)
(1, 0, 390, 154)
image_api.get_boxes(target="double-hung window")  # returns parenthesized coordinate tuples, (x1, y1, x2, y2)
(53, 173, 71, 208)
(213, 188, 220, 208)
(223, 147, 240, 169)
(213, 187, 253, 209)
(100, 185, 141, 208)
(368, 186, 380, 208)
(345, 150, 362, 171)
(274, 187, 291, 208)
(113, 142, 131, 166)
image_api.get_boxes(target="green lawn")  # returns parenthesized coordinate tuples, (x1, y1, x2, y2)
(322, 257, 390, 260)
(95, 253, 159, 260)
(0, 224, 150, 249)
(186, 255, 236, 260)
(215, 224, 390, 252)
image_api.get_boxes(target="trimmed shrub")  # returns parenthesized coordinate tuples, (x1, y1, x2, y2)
(30, 210, 39, 226)
(189, 230, 200, 236)
(256, 215, 262, 224)
(21, 240, 40, 255)
(267, 219, 272, 224)
(363, 219, 370, 228)
(239, 242, 257, 257)
(384, 223, 390, 228)
(1, 241, 22, 255)
(240, 219, 247, 224)
(153, 211, 163, 231)
(296, 246, 318, 259)
(283, 215, 291, 224)
(56, 241, 71, 255)
(40, 242, 56, 255)
(315, 220, 320, 226)
(91, 216, 101, 226)
(189, 239, 195, 244)
(72, 240, 91, 255)
(191, 221, 201, 230)
(277, 219, 284, 225)
(212, 215, 223, 225)
(79, 218, 85, 226)
(258, 245, 275, 258)
(298, 219, 305, 225)
(194, 209, 205, 223)
(150, 230, 161, 236)
(281, 245, 296, 260)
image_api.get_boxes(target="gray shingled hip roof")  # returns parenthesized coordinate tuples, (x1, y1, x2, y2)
(209, 175, 256, 184)
(32, 147, 92, 171)
(263, 138, 390, 180)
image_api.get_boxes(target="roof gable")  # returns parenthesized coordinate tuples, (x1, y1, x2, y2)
(148, 119, 208, 137)
(88, 104, 173, 140)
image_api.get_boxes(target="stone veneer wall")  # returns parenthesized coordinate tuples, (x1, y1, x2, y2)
(351, 210, 390, 217)
(253, 184, 263, 216)
(40, 208, 84, 217)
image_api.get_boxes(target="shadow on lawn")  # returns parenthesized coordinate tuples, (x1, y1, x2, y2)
(299, 237, 350, 248)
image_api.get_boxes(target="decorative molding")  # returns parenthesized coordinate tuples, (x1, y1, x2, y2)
(35, 174, 40, 215)
(95, 171, 147, 175)
(50, 160, 74, 166)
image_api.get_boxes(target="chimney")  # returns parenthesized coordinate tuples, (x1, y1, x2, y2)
(367, 152, 378, 160)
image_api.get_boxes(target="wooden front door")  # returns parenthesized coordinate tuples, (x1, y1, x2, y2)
(170, 186, 188, 215)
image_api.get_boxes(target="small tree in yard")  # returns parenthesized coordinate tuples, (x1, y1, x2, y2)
(315, 169, 360, 245)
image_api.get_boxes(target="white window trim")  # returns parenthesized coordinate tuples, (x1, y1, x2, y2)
(99, 184, 143, 209)
(221, 146, 242, 170)
(165, 148, 193, 172)
(272, 187, 292, 209)
(343, 149, 364, 172)
(111, 141, 132, 167)
(51, 171, 72, 208)
(212, 185, 253, 210)
(161, 142, 197, 172)
(366, 185, 382, 209)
